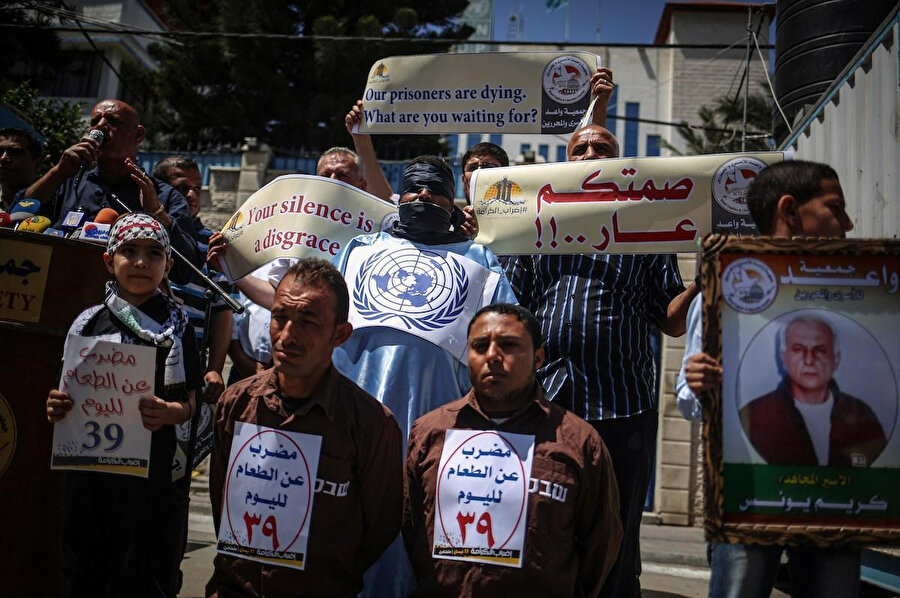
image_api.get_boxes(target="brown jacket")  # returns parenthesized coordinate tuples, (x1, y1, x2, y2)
(403, 387, 622, 598)
(207, 367, 403, 598)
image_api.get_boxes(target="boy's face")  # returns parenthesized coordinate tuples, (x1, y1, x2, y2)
(796, 178, 853, 238)
(103, 239, 172, 303)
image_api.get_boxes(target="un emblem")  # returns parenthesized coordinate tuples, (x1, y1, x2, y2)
(353, 248, 468, 331)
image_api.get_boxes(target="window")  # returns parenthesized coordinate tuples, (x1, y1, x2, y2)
(624, 102, 639, 157)
(646, 134, 661, 156)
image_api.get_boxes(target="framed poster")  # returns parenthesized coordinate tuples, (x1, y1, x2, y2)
(701, 235, 900, 545)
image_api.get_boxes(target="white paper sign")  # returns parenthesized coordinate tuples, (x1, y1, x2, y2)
(51, 336, 156, 478)
(216, 422, 322, 571)
(344, 242, 501, 363)
(433, 429, 535, 567)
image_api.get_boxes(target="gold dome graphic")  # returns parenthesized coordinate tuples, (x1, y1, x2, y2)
(483, 177, 523, 204)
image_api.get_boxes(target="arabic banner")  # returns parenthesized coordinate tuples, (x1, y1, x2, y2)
(433, 430, 535, 567)
(0, 237, 52, 323)
(217, 422, 322, 571)
(702, 237, 900, 545)
(471, 152, 786, 255)
(51, 336, 155, 477)
(217, 175, 398, 281)
(358, 52, 599, 135)
(344, 241, 501, 363)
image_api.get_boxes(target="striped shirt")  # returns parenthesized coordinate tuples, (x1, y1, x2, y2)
(504, 253, 684, 421)
(170, 218, 237, 344)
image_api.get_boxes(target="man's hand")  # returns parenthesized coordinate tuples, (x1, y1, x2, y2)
(126, 158, 162, 213)
(206, 232, 228, 271)
(55, 134, 102, 180)
(460, 205, 479, 239)
(685, 353, 723, 396)
(47, 389, 73, 423)
(202, 370, 226, 403)
(590, 67, 615, 105)
(345, 100, 365, 137)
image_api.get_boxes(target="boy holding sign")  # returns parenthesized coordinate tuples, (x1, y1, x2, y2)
(46, 212, 202, 597)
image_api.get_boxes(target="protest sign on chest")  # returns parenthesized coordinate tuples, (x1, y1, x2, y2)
(433, 429, 535, 568)
(51, 336, 155, 477)
(216, 422, 322, 570)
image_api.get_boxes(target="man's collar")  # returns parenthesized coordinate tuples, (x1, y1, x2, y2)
(257, 365, 340, 421)
(454, 382, 551, 423)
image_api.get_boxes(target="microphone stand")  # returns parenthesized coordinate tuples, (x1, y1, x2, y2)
(108, 192, 244, 314)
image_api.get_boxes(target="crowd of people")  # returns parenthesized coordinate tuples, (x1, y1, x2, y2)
(0, 63, 865, 598)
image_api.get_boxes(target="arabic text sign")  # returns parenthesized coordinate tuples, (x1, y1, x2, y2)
(702, 239, 900, 545)
(51, 336, 155, 477)
(359, 52, 599, 135)
(0, 238, 52, 323)
(218, 175, 397, 281)
(471, 152, 786, 255)
(217, 422, 322, 571)
(433, 430, 535, 568)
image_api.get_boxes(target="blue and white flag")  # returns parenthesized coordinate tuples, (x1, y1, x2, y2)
(344, 244, 500, 363)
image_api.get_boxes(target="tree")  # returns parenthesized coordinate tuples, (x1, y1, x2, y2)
(144, 1, 472, 158)
(1, 82, 85, 168)
(664, 85, 773, 155)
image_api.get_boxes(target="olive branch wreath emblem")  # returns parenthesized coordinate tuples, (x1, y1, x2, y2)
(353, 249, 468, 332)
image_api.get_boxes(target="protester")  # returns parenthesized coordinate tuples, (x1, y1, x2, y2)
(22, 99, 201, 283)
(46, 212, 202, 597)
(459, 141, 508, 202)
(0, 127, 42, 211)
(207, 258, 403, 597)
(676, 160, 860, 598)
(502, 68, 697, 598)
(404, 303, 623, 597)
(153, 156, 234, 402)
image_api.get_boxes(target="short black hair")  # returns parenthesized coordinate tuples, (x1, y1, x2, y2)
(467, 303, 543, 350)
(277, 258, 350, 324)
(407, 154, 455, 196)
(463, 142, 509, 168)
(151, 155, 200, 181)
(0, 127, 42, 159)
(747, 160, 840, 235)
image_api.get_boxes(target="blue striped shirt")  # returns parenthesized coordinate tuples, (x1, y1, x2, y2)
(504, 253, 684, 420)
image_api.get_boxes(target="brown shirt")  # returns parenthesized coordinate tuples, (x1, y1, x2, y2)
(403, 387, 622, 598)
(207, 367, 403, 598)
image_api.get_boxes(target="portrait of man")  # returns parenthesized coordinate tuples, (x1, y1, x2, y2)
(739, 315, 888, 467)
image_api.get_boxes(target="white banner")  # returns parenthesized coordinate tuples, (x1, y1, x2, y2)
(344, 242, 500, 363)
(216, 423, 322, 571)
(433, 429, 535, 568)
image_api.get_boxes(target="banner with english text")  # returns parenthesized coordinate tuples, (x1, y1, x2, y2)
(358, 52, 599, 135)
(470, 151, 788, 255)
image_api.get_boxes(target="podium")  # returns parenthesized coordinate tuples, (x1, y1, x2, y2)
(0, 229, 110, 596)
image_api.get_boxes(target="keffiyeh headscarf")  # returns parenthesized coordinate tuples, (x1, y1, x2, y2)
(107, 212, 171, 257)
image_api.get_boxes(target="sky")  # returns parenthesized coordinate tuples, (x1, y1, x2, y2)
(492, 0, 767, 44)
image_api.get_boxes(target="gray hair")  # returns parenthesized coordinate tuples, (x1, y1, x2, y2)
(778, 315, 840, 365)
(317, 146, 364, 173)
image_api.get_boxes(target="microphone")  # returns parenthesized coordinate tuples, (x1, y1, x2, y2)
(69, 207, 120, 241)
(95, 207, 119, 224)
(8, 199, 40, 222)
(73, 129, 105, 189)
(16, 215, 52, 233)
(0, 212, 13, 228)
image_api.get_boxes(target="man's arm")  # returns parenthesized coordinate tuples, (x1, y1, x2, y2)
(357, 410, 404, 571)
(577, 435, 623, 597)
(675, 294, 712, 421)
(346, 100, 394, 201)
(203, 308, 233, 403)
(209, 396, 233, 534)
(661, 282, 700, 337)
(25, 135, 100, 202)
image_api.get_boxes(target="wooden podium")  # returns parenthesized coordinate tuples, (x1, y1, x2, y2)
(0, 229, 110, 596)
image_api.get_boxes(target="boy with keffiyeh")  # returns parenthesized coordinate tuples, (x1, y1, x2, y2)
(46, 212, 203, 597)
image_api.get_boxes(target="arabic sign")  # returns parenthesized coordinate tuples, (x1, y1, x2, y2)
(358, 52, 599, 135)
(217, 422, 322, 571)
(344, 242, 501, 363)
(217, 175, 397, 282)
(0, 239, 51, 323)
(471, 152, 786, 256)
(51, 336, 155, 478)
(433, 429, 535, 567)
(702, 237, 900, 545)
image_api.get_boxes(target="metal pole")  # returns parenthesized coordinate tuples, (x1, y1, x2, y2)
(741, 6, 752, 152)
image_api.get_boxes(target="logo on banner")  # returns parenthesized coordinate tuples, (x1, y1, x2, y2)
(722, 258, 777, 313)
(353, 248, 468, 331)
(476, 177, 526, 218)
(542, 56, 591, 104)
(712, 157, 767, 215)
(222, 210, 245, 242)
(369, 62, 389, 83)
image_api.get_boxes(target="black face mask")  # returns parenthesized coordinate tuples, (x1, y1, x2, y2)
(391, 201, 468, 245)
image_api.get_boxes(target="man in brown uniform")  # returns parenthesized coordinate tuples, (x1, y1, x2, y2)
(207, 258, 403, 597)
(403, 303, 622, 597)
